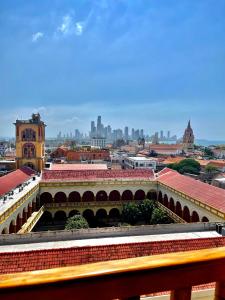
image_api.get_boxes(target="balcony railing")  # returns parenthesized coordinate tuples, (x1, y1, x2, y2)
(157, 201, 186, 223)
(44, 200, 129, 208)
(1, 246, 225, 299)
(18, 206, 44, 233)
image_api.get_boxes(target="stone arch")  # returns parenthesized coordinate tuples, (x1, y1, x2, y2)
(183, 206, 191, 223)
(109, 190, 121, 201)
(134, 189, 145, 200)
(169, 197, 175, 212)
(96, 209, 107, 218)
(68, 210, 80, 218)
(22, 207, 28, 223)
(163, 194, 169, 207)
(158, 191, 163, 203)
(122, 190, 133, 201)
(147, 190, 157, 200)
(16, 214, 22, 232)
(96, 191, 108, 202)
(68, 191, 81, 202)
(109, 208, 120, 219)
(9, 219, 16, 234)
(40, 192, 53, 205)
(202, 216, 209, 222)
(54, 210, 67, 221)
(192, 211, 200, 222)
(1, 227, 8, 234)
(82, 191, 94, 202)
(83, 209, 95, 226)
(54, 192, 67, 203)
(39, 211, 53, 225)
(175, 201, 182, 217)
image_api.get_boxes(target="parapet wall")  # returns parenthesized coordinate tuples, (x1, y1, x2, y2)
(0, 222, 222, 246)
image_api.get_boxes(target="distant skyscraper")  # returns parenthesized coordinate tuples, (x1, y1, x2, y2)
(97, 116, 102, 137)
(131, 128, 135, 140)
(140, 129, 144, 138)
(160, 130, 163, 140)
(124, 126, 129, 141)
(167, 131, 170, 139)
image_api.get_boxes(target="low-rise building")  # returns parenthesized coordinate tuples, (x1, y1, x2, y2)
(91, 138, 106, 148)
(123, 156, 157, 170)
(149, 144, 184, 156)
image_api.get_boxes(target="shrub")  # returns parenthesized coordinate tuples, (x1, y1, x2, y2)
(65, 215, 89, 230)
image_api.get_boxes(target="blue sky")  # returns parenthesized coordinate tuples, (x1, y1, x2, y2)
(0, 0, 225, 139)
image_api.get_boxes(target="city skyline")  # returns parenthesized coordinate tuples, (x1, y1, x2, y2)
(0, 0, 225, 139)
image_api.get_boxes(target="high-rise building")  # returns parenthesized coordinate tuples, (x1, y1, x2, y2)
(167, 131, 170, 139)
(131, 128, 135, 140)
(140, 129, 144, 138)
(124, 126, 129, 141)
(160, 130, 163, 140)
(97, 116, 102, 137)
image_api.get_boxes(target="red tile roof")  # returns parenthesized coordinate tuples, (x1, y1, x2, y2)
(0, 237, 225, 274)
(42, 169, 154, 182)
(0, 167, 34, 197)
(150, 144, 183, 150)
(158, 169, 225, 213)
(51, 164, 108, 171)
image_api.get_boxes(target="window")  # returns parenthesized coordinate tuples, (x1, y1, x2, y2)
(21, 129, 36, 141)
(23, 143, 36, 158)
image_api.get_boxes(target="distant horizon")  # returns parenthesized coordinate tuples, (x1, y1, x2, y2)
(1, 1, 225, 140)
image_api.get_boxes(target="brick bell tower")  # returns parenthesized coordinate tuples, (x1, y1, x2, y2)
(14, 113, 46, 172)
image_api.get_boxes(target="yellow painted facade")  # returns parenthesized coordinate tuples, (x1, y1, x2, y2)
(14, 113, 46, 172)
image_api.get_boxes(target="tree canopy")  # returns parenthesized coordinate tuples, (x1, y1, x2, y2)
(151, 208, 172, 225)
(122, 200, 172, 225)
(168, 159, 201, 175)
(65, 215, 89, 230)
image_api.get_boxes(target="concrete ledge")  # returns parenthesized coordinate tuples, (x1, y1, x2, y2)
(0, 222, 222, 246)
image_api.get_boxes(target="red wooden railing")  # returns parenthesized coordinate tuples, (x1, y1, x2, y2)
(1, 247, 225, 299)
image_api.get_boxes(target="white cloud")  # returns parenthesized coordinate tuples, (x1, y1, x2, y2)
(57, 15, 72, 35)
(32, 32, 44, 42)
(56, 14, 87, 37)
(75, 22, 83, 36)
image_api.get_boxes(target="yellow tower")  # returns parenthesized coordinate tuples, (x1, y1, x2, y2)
(14, 113, 46, 172)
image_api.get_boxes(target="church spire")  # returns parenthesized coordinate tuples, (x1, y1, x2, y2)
(187, 120, 191, 129)
(182, 120, 194, 151)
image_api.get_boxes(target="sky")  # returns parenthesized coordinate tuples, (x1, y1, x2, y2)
(0, 0, 225, 139)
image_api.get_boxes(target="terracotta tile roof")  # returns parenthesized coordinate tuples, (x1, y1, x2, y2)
(208, 160, 225, 168)
(162, 157, 184, 164)
(0, 237, 225, 274)
(158, 169, 225, 213)
(150, 144, 183, 150)
(0, 167, 34, 197)
(51, 164, 108, 171)
(42, 169, 154, 182)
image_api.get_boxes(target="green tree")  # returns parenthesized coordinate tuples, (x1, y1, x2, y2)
(204, 147, 214, 158)
(205, 164, 219, 176)
(169, 159, 201, 175)
(150, 208, 172, 225)
(138, 199, 156, 224)
(121, 202, 141, 225)
(65, 215, 89, 230)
